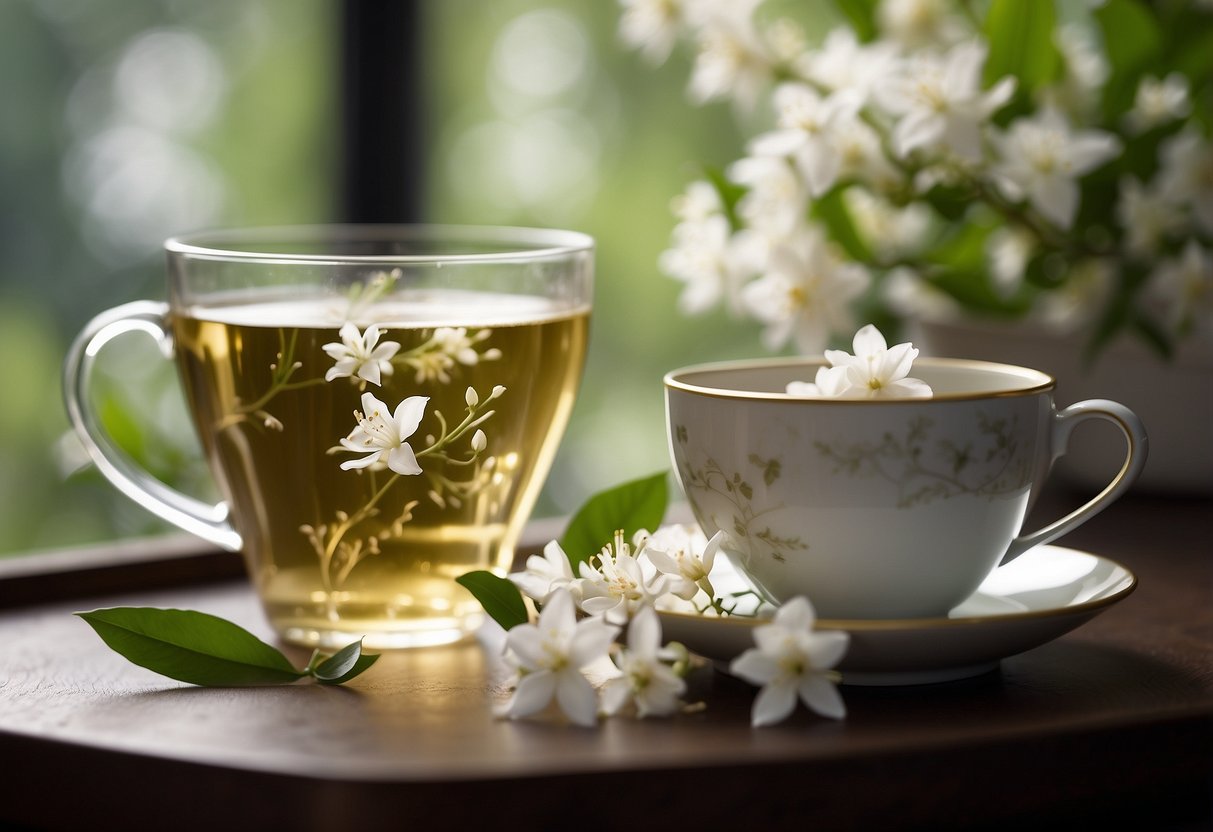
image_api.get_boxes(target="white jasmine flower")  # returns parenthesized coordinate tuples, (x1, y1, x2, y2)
(322, 322, 401, 386)
(1034, 258, 1114, 331)
(1157, 127, 1213, 235)
(877, 0, 970, 49)
(403, 327, 497, 384)
(339, 392, 427, 476)
(749, 83, 863, 197)
(644, 526, 725, 600)
(844, 188, 933, 260)
(497, 589, 619, 728)
(883, 265, 960, 320)
(687, 0, 772, 110)
(876, 40, 1015, 163)
(801, 27, 897, 105)
(618, 0, 684, 65)
(509, 540, 579, 604)
(671, 179, 723, 222)
(1041, 24, 1109, 119)
(986, 227, 1036, 297)
(1125, 73, 1191, 134)
(601, 606, 686, 718)
(659, 215, 756, 315)
(729, 596, 849, 726)
(1145, 240, 1213, 336)
(576, 530, 671, 624)
(832, 118, 903, 193)
(728, 155, 806, 236)
(740, 226, 870, 355)
(991, 107, 1121, 230)
(786, 324, 932, 399)
(1116, 177, 1185, 258)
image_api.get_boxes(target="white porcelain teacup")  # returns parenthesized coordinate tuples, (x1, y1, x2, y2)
(664, 357, 1147, 620)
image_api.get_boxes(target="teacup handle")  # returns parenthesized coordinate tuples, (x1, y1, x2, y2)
(1002, 399, 1147, 563)
(62, 301, 243, 551)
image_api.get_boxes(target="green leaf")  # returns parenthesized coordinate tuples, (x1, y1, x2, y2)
(456, 570, 529, 631)
(77, 607, 304, 687)
(831, 0, 879, 42)
(983, 0, 1060, 96)
(559, 472, 668, 568)
(700, 165, 747, 231)
(311, 638, 380, 684)
(1095, 0, 1163, 119)
(811, 187, 873, 264)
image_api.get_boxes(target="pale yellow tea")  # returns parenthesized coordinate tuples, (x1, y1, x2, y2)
(172, 290, 588, 648)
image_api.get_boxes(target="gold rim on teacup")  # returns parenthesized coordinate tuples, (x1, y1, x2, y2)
(664, 356, 1055, 403)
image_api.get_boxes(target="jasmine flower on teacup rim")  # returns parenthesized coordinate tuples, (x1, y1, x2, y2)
(729, 596, 849, 726)
(322, 322, 401, 386)
(786, 324, 932, 399)
(496, 589, 620, 727)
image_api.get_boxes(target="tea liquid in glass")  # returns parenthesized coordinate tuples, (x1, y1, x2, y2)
(172, 289, 588, 648)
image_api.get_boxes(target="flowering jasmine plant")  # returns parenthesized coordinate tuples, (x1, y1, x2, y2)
(458, 473, 849, 727)
(621, 0, 1213, 358)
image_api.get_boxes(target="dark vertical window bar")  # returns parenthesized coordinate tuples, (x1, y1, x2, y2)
(339, 0, 425, 223)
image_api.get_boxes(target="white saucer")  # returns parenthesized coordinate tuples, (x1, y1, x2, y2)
(657, 544, 1136, 686)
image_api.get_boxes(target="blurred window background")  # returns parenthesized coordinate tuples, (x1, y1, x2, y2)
(0, 0, 781, 555)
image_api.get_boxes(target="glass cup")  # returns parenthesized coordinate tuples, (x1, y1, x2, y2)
(65, 225, 593, 648)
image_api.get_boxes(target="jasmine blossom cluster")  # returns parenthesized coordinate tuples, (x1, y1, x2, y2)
(624, 0, 1212, 355)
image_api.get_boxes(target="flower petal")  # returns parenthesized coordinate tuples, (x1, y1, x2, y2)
(751, 680, 798, 727)
(387, 444, 422, 476)
(569, 617, 621, 668)
(357, 360, 383, 386)
(360, 391, 389, 420)
(506, 670, 557, 718)
(539, 587, 577, 631)
(340, 451, 382, 470)
(774, 595, 818, 630)
(729, 648, 778, 685)
(392, 396, 429, 439)
(1032, 174, 1079, 230)
(627, 606, 662, 656)
(798, 674, 847, 720)
(807, 630, 851, 670)
(555, 669, 600, 727)
(600, 677, 632, 716)
(504, 623, 547, 670)
(893, 109, 943, 158)
(851, 323, 887, 357)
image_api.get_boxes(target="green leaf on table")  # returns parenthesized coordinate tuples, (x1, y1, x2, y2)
(77, 607, 305, 687)
(560, 471, 669, 568)
(983, 0, 1060, 101)
(311, 638, 380, 685)
(456, 570, 529, 631)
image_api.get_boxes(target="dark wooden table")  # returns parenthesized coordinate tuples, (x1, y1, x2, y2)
(0, 493, 1209, 832)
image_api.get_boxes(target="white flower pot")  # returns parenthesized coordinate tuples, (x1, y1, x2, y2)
(910, 316, 1213, 496)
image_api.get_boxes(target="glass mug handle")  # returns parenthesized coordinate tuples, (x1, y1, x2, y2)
(62, 301, 243, 551)
(1002, 399, 1148, 563)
